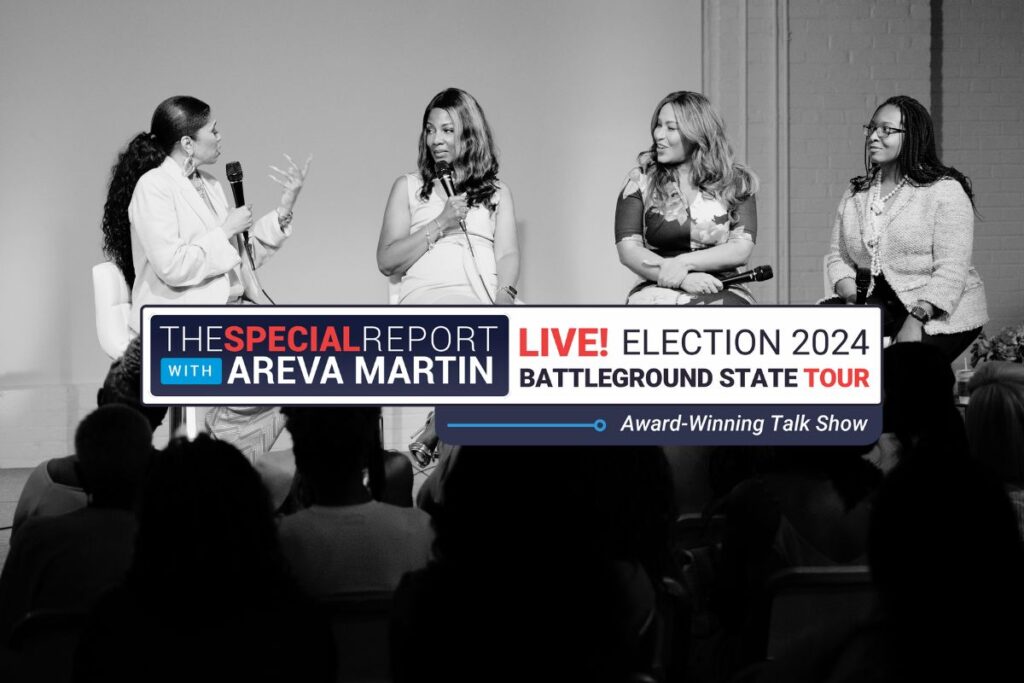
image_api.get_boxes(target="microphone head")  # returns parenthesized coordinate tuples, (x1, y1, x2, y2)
(752, 265, 774, 282)
(225, 161, 243, 182)
(434, 160, 453, 178)
(434, 160, 457, 197)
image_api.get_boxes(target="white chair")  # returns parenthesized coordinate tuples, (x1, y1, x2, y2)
(823, 254, 832, 298)
(388, 274, 402, 305)
(92, 262, 132, 358)
(91, 262, 197, 438)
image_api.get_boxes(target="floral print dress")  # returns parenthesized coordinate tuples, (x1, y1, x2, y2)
(614, 167, 758, 305)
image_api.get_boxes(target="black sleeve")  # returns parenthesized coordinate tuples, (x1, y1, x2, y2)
(614, 188, 645, 244)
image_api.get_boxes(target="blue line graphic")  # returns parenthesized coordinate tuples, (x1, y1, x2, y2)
(447, 419, 607, 433)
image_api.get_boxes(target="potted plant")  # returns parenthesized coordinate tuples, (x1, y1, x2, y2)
(971, 323, 1024, 367)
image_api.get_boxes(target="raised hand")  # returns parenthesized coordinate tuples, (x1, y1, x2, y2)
(269, 153, 312, 214)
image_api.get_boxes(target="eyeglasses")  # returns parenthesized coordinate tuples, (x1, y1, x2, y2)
(863, 123, 905, 139)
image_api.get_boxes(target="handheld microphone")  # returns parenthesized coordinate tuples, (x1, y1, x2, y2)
(225, 161, 254, 264)
(854, 268, 871, 305)
(225, 161, 245, 207)
(434, 161, 467, 234)
(716, 265, 774, 286)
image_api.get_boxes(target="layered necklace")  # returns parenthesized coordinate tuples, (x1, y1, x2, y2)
(864, 172, 907, 278)
(189, 172, 209, 201)
(869, 173, 907, 216)
(188, 171, 217, 215)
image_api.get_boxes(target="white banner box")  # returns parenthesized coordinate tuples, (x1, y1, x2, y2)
(142, 305, 882, 406)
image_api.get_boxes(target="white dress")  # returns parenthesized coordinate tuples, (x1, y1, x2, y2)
(397, 173, 498, 305)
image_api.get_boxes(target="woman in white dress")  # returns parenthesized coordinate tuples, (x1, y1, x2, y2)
(377, 88, 519, 305)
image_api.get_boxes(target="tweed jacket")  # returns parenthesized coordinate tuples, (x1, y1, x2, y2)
(826, 178, 987, 334)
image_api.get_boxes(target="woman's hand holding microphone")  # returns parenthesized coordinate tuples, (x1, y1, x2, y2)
(221, 205, 253, 238)
(436, 193, 469, 232)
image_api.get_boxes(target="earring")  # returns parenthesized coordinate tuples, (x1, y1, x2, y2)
(182, 143, 195, 176)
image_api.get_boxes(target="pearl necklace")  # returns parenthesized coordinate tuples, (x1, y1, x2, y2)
(869, 175, 906, 216)
(864, 174, 906, 278)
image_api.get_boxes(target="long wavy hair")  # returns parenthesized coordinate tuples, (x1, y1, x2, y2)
(416, 88, 500, 209)
(101, 96, 211, 286)
(638, 91, 758, 220)
(851, 95, 975, 206)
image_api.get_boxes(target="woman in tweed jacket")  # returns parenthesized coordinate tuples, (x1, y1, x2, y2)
(826, 95, 987, 361)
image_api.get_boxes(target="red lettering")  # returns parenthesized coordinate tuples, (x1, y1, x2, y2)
(224, 325, 243, 352)
(804, 368, 869, 388)
(268, 325, 286, 352)
(246, 326, 267, 349)
(341, 326, 361, 352)
(578, 328, 598, 356)
(519, 327, 611, 357)
(287, 326, 307, 352)
(519, 328, 538, 356)
(551, 328, 576, 356)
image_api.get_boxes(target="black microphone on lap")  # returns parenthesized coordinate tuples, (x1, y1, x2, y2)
(434, 160, 467, 234)
(716, 265, 774, 286)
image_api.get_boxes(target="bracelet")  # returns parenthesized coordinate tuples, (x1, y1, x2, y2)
(277, 209, 294, 229)
(501, 284, 518, 299)
(425, 220, 442, 250)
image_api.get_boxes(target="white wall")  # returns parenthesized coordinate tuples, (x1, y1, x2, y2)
(0, 0, 701, 465)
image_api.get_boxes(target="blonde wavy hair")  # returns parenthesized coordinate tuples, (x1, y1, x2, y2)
(639, 91, 758, 221)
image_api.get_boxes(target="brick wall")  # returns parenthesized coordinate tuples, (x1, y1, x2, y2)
(787, 0, 932, 304)
(942, 0, 1024, 333)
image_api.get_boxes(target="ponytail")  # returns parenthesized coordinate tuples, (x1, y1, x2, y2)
(101, 132, 166, 287)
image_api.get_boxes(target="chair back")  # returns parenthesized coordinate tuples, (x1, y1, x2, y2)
(672, 512, 726, 551)
(6, 608, 88, 683)
(91, 261, 198, 439)
(388, 275, 402, 305)
(321, 591, 394, 683)
(92, 262, 132, 359)
(764, 566, 875, 659)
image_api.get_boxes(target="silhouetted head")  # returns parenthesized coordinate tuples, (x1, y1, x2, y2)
(282, 406, 383, 504)
(967, 361, 1024, 485)
(97, 336, 167, 429)
(869, 451, 1024, 675)
(75, 404, 153, 509)
(130, 434, 288, 607)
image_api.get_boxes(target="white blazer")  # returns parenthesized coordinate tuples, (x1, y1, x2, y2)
(128, 156, 291, 331)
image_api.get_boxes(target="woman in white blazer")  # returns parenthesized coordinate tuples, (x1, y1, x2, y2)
(825, 95, 987, 362)
(100, 96, 310, 461)
(101, 95, 310, 333)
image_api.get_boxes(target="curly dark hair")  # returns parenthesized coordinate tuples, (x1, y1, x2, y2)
(101, 96, 211, 286)
(415, 88, 500, 209)
(851, 95, 975, 206)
